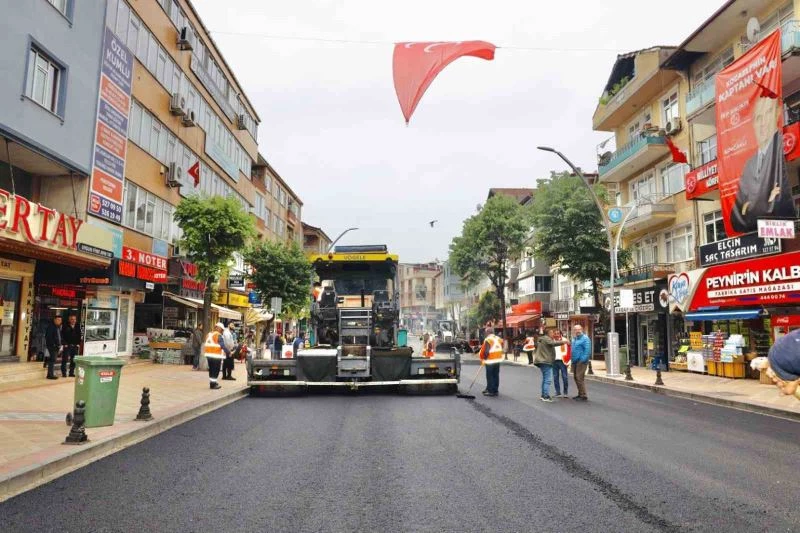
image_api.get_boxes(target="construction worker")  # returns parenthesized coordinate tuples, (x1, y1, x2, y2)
(423, 335, 435, 358)
(203, 323, 226, 390)
(523, 332, 536, 365)
(479, 329, 504, 396)
(312, 281, 323, 302)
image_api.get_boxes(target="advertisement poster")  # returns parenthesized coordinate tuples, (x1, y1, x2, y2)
(88, 27, 133, 224)
(715, 30, 796, 236)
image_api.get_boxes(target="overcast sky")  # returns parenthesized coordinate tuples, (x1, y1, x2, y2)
(194, 0, 723, 262)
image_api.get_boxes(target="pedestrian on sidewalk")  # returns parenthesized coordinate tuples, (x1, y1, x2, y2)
(522, 331, 536, 365)
(552, 330, 570, 398)
(534, 327, 567, 402)
(273, 332, 283, 359)
(203, 323, 226, 389)
(221, 322, 236, 380)
(765, 329, 800, 400)
(571, 325, 591, 401)
(60, 314, 81, 378)
(188, 323, 203, 370)
(44, 315, 63, 380)
(479, 329, 504, 396)
(293, 331, 305, 358)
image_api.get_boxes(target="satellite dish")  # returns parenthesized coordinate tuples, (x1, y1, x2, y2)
(747, 17, 761, 43)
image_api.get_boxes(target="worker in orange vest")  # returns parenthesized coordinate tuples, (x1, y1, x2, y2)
(522, 332, 536, 365)
(312, 281, 323, 302)
(203, 323, 226, 390)
(479, 329, 504, 396)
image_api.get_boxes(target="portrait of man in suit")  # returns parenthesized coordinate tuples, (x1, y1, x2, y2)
(731, 95, 797, 233)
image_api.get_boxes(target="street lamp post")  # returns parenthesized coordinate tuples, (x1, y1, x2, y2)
(327, 227, 359, 253)
(537, 146, 622, 377)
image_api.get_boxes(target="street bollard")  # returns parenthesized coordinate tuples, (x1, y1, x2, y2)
(655, 368, 665, 386)
(624, 364, 634, 381)
(135, 387, 153, 421)
(64, 400, 89, 445)
(587, 360, 594, 375)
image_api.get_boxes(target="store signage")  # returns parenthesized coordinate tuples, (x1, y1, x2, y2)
(190, 55, 237, 122)
(214, 291, 250, 308)
(699, 232, 781, 267)
(79, 275, 112, 285)
(182, 278, 206, 292)
(510, 301, 542, 315)
(0, 189, 84, 248)
(88, 27, 133, 224)
(757, 219, 795, 239)
(122, 246, 167, 270)
(85, 217, 123, 258)
(118, 260, 167, 283)
(145, 282, 155, 290)
(248, 291, 261, 304)
(554, 313, 569, 320)
(614, 283, 667, 314)
(39, 285, 86, 300)
(204, 136, 239, 182)
(77, 243, 114, 259)
(684, 160, 718, 200)
(668, 251, 800, 312)
(227, 273, 245, 289)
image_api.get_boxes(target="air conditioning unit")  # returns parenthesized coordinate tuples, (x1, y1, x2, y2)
(665, 118, 682, 136)
(177, 26, 195, 51)
(169, 93, 186, 116)
(181, 109, 196, 127)
(167, 162, 183, 188)
(236, 114, 247, 130)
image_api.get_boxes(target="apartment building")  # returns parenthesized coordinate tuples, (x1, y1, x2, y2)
(398, 262, 442, 333)
(302, 223, 332, 255)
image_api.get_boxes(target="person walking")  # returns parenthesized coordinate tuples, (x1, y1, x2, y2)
(293, 331, 305, 358)
(221, 322, 236, 380)
(534, 327, 567, 402)
(522, 332, 536, 365)
(60, 314, 81, 378)
(44, 315, 63, 380)
(203, 323, 226, 389)
(273, 331, 283, 359)
(478, 329, 504, 396)
(552, 330, 571, 398)
(188, 324, 203, 369)
(571, 325, 591, 401)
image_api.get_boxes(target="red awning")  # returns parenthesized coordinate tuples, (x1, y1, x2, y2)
(505, 313, 540, 326)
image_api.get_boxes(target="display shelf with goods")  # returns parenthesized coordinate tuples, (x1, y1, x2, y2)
(144, 328, 188, 364)
(671, 335, 691, 371)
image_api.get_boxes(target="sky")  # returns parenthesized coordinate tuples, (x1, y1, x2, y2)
(193, 0, 724, 262)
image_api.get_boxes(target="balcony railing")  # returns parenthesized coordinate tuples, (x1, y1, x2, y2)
(742, 19, 800, 55)
(599, 134, 667, 176)
(551, 299, 577, 313)
(604, 262, 676, 287)
(686, 76, 716, 116)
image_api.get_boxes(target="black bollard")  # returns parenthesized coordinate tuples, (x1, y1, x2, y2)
(64, 400, 89, 445)
(655, 368, 665, 386)
(587, 360, 594, 375)
(135, 387, 153, 421)
(624, 364, 634, 381)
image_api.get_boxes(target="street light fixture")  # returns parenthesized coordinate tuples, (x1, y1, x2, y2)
(537, 146, 622, 377)
(327, 227, 359, 253)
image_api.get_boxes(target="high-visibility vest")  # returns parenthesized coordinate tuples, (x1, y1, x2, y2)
(423, 340, 434, 358)
(555, 342, 571, 363)
(312, 286, 323, 302)
(203, 331, 224, 359)
(480, 335, 504, 364)
(523, 337, 536, 351)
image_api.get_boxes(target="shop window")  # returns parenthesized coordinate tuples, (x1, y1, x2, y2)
(665, 225, 694, 262)
(703, 210, 727, 244)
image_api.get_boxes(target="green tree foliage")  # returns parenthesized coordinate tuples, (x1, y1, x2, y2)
(450, 194, 531, 336)
(174, 195, 255, 335)
(245, 240, 314, 318)
(468, 291, 501, 328)
(529, 171, 630, 306)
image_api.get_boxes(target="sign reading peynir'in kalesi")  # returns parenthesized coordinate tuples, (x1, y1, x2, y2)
(715, 30, 797, 237)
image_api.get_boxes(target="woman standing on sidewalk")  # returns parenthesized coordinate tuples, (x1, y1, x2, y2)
(533, 327, 567, 402)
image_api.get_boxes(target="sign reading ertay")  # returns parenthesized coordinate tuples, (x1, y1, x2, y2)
(0, 189, 83, 248)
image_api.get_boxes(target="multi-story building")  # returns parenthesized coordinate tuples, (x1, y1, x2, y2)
(302, 223, 332, 255)
(398, 262, 442, 333)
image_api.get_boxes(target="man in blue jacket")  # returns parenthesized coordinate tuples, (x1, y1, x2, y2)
(571, 324, 591, 401)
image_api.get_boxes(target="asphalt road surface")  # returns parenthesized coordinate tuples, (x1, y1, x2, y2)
(4, 364, 800, 532)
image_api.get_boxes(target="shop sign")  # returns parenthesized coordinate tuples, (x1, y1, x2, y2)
(85, 217, 123, 258)
(228, 273, 245, 289)
(39, 285, 86, 300)
(669, 251, 800, 312)
(248, 291, 261, 304)
(163, 307, 178, 318)
(181, 278, 206, 292)
(122, 246, 167, 270)
(190, 55, 237, 122)
(145, 282, 155, 290)
(757, 219, 795, 239)
(77, 243, 113, 259)
(214, 291, 250, 308)
(0, 258, 35, 276)
(510, 301, 542, 315)
(79, 274, 112, 285)
(684, 160, 718, 200)
(118, 260, 167, 283)
(554, 313, 570, 320)
(699, 232, 781, 267)
(613, 283, 668, 314)
(205, 136, 239, 182)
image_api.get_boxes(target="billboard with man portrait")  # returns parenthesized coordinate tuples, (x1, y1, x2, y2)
(715, 30, 797, 237)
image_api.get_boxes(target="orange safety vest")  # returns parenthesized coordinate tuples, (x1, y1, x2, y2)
(523, 337, 536, 351)
(203, 331, 224, 359)
(480, 335, 504, 364)
(423, 340, 434, 358)
(555, 342, 571, 363)
(312, 286, 323, 302)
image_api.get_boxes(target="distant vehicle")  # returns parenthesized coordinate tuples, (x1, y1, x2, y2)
(436, 320, 455, 342)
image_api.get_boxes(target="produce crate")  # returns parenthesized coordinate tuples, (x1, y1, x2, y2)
(153, 349, 183, 365)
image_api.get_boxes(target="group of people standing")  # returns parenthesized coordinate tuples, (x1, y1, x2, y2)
(191, 321, 244, 390)
(478, 325, 591, 401)
(43, 314, 82, 380)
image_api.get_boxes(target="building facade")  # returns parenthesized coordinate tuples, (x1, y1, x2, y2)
(302, 223, 332, 255)
(398, 262, 442, 333)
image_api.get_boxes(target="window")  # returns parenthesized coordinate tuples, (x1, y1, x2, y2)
(114, 1, 129, 43)
(123, 181, 174, 240)
(560, 281, 572, 299)
(759, 3, 794, 36)
(697, 135, 717, 165)
(146, 33, 158, 73)
(703, 210, 728, 244)
(48, 0, 68, 15)
(662, 91, 679, 126)
(254, 194, 265, 220)
(156, 48, 167, 87)
(665, 225, 694, 263)
(127, 14, 140, 53)
(128, 101, 142, 144)
(534, 276, 552, 293)
(630, 173, 655, 203)
(25, 47, 61, 114)
(634, 236, 658, 266)
(660, 162, 687, 195)
(691, 47, 733, 86)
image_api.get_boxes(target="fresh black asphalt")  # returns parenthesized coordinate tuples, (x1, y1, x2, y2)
(3, 364, 799, 532)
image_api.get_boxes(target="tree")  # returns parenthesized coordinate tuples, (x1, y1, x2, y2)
(244, 240, 314, 318)
(468, 290, 501, 329)
(529, 171, 630, 307)
(449, 194, 531, 341)
(174, 195, 255, 337)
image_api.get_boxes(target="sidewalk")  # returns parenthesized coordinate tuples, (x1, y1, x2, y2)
(461, 352, 800, 420)
(0, 360, 247, 501)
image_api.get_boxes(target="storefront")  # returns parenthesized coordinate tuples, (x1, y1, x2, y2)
(668, 250, 800, 378)
(613, 282, 669, 367)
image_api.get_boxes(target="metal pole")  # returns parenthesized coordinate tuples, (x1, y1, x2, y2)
(537, 147, 621, 376)
(326, 227, 359, 253)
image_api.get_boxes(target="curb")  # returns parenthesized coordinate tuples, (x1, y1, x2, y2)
(0, 387, 248, 502)
(585, 374, 800, 422)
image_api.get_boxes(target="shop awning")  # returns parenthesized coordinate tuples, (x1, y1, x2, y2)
(506, 313, 540, 326)
(244, 307, 274, 326)
(163, 292, 242, 321)
(685, 309, 761, 321)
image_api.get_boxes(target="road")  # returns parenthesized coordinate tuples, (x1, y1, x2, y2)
(3, 364, 799, 532)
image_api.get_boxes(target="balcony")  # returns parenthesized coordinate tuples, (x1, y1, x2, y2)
(624, 193, 677, 235)
(598, 135, 669, 183)
(685, 76, 716, 117)
(604, 263, 675, 287)
(551, 299, 576, 314)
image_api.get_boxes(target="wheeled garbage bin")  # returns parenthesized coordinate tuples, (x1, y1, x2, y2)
(74, 356, 126, 428)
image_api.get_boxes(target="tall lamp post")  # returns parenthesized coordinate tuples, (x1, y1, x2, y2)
(537, 146, 622, 377)
(327, 227, 359, 253)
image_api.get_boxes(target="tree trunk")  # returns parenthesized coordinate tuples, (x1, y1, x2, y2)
(497, 284, 508, 360)
(202, 278, 214, 339)
(592, 279, 600, 308)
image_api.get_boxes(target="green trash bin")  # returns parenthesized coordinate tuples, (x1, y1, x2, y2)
(74, 356, 126, 428)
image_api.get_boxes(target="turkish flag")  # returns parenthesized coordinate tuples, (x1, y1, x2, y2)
(665, 137, 688, 164)
(783, 122, 800, 161)
(392, 41, 496, 124)
(188, 161, 200, 187)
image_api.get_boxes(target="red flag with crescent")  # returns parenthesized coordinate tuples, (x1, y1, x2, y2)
(393, 41, 496, 124)
(188, 161, 200, 187)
